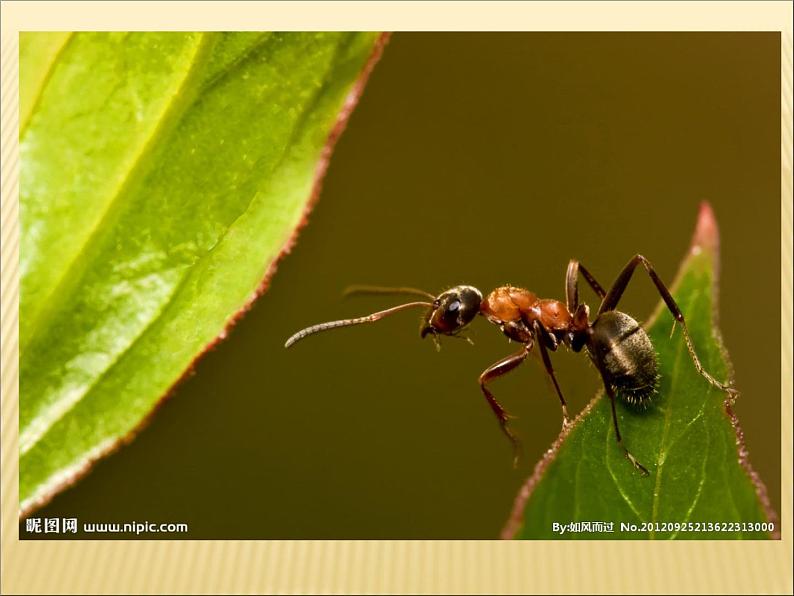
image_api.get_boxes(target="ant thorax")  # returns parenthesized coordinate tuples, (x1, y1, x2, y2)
(480, 286, 572, 345)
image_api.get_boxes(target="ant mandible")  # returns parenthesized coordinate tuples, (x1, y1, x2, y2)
(285, 255, 735, 475)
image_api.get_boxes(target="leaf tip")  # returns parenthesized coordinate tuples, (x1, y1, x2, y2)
(690, 200, 719, 257)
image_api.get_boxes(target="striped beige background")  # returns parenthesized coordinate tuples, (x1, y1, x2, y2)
(1, 2, 791, 594)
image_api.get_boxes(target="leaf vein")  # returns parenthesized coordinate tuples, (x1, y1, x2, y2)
(669, 411, 709, 539)
(604, 414, 644, 522)
(651, 290, 701, 536)
(20, 33, 74, 136)
(20, 33, 216, 357)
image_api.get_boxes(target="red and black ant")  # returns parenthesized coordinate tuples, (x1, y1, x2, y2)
(285, 255, 734, 475)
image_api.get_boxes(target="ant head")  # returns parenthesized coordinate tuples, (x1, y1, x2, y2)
(421, 285, 483, 339)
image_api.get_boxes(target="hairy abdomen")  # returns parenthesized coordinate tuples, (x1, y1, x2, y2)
(587, 311, 659, 407)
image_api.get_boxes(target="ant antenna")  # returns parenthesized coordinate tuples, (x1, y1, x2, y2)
(343, 285, 436, 301)
(284, 301, 433, 348)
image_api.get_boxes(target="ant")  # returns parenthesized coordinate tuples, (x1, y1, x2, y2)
(285, 255, 734, 475)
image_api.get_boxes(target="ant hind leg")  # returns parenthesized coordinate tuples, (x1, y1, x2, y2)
(597, 254, 735, 395)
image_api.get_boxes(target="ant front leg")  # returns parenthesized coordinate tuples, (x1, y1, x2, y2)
(566, 259, 607, 312)
(532, 322, 571, 426)
(600, 370, 649, 476)
(597, 254, 735, 394)
(478, 345, 530, 466)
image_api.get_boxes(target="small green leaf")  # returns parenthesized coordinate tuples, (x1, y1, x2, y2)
(20, 32, 385, 514)
(504, 205, 776, 539)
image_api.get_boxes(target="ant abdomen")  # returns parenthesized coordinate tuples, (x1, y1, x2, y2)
(587, 311, 659, 408)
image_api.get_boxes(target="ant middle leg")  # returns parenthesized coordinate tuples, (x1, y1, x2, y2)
(597, 254, 734, 394)
(479, 345, 531, 466)
(566, 259, 607, 312)
(532, 322, 571, 426)
(600, 370, 649, 476)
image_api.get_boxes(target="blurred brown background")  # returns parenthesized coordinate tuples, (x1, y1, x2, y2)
(30, 32, 780, 538)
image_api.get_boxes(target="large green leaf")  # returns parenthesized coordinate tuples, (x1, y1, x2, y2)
(503, 205, 777, 539)
(20, 32, 385, 515)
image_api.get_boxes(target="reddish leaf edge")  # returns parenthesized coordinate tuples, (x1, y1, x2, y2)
(500, 202, 780, 540)
(19, 32, 391, 519)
